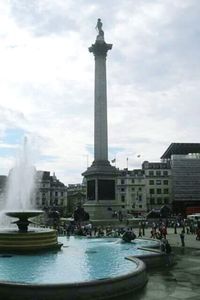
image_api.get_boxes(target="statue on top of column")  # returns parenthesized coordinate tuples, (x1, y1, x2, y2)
(95, 18, 104, 40)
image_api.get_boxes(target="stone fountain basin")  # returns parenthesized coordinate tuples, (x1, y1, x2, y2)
(0, 210, 62, 252)
(0, 228, 62, 252)
(0, 236, 148, 300)
(6, 211, 43, 219)
(0, 258, 147, 300)
(5, 211, 44, 233)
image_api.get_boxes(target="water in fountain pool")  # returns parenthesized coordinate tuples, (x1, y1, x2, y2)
(0, 237, 158, 284)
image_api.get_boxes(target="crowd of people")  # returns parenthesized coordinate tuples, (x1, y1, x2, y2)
(53, 214, 200, 250)
(63, 222, 137, 238)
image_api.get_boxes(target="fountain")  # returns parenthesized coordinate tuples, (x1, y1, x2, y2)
(0, 137, 161, 299)
(0, 137, 62, 252)
(6, 211, 43, 233)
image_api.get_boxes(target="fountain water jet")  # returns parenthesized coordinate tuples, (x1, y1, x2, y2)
(0, 137, 62, 252)
(5, 136, 35, 211)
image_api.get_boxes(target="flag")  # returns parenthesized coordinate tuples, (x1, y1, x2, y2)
(111, 158, 116, 163)
(137, 155, 141, 158)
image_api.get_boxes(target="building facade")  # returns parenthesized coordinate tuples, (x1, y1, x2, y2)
(171, 154, 200, 214)
(116, 169, 147, 216)
(67, 183, 86, 216)
(35, 171, 67, 217)
(142, 161, 172, 212)
(161, 143, 200, 215)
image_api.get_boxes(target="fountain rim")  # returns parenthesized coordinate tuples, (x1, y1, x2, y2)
(5, 210, 44, 219)
(0, 258, 147, 300)
(0, 257, 146, 287)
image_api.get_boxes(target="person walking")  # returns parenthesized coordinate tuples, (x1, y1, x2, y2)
(138, 227, 142, 237)
(165, 240, 172, 266)
(174, 222, 177, 234)
(141, 221, 145, 236)
(180, 230, 185, 247)
(196, 228, 200, 240)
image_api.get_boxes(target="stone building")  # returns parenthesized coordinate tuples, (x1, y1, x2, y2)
(116, 169, 147, 216)
(142, 161, 172, 212)
(67, 183, 86, 216)
(35, 171, 67, 217)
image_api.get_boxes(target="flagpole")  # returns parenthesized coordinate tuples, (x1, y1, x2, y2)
(126, 157, 128, 169)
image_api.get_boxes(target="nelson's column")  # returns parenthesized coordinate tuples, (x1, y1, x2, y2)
(82, 19, 121, 219)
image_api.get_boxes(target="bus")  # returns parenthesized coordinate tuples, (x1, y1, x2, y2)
(187, 213, 200, 223)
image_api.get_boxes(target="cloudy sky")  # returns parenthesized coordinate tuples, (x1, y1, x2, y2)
(0, 0, 200, 185)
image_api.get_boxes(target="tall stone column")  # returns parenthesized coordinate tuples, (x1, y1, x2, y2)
(82, 20, 120, 220)
(89, 38, 112, 164)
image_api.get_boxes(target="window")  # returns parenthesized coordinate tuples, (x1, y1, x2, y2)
(156, 188, 162, 194)
(55, 191, 58, 196)
(121, 179, 125, 184)
(121, 195, 125, 202)
(156, 171, 161, 176)
(138, 195, 142, 201)
(156, 180, 161, 185)
(149, 171, 154, 176)
(164, 198, 169, 204)
(131, 179, 135, 183)
(138, 187, 142, 191)
(149, 180, 154, 185)
(149, 188, 155, 194)
(132, 187, 135, 191)
(163, 171, 168, 176)
(150, 198, 155, 205)
(61, 192, 64, 196)
(163, 180, 168, 185)
(121, 205, 125, 209)
(139, 205, 142, 208)
(157, 198, 162, 204)
(121, 188, 125, 192)
(163, 188, 169, 194)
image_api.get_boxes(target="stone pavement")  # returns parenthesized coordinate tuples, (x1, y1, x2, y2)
(143, 227, 200, 249)
(122, 227, 200, 300)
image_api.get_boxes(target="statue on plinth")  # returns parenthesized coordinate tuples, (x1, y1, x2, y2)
(96, 18, 104, 40)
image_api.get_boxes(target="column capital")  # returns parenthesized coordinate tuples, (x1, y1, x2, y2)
(89, 41, 112, 57)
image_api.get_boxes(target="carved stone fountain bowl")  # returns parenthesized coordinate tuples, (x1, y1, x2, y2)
(6, 210, 43, 220)
(0, 210, 62, 253)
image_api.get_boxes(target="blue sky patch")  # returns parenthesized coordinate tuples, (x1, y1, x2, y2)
(3, 128, 26, 145)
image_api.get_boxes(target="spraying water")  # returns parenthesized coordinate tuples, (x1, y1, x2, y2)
(5, 136, 36, 211)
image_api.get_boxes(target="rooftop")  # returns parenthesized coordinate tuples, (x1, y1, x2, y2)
(161, 143, 200, 159)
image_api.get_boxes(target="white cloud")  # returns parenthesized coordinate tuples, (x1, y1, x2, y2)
(0, 0, 200, 184)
